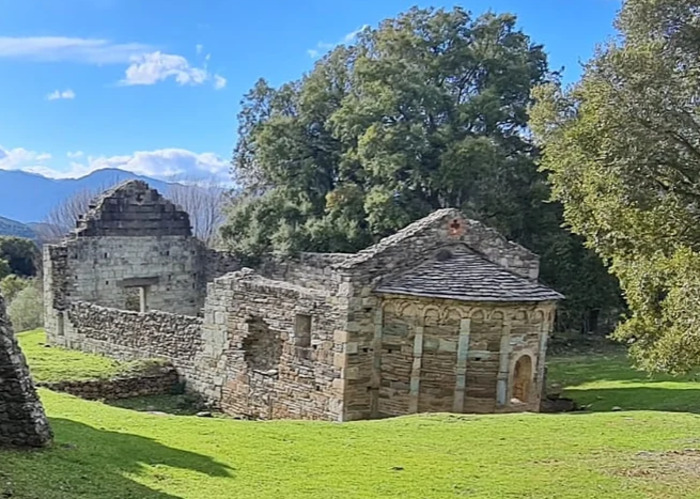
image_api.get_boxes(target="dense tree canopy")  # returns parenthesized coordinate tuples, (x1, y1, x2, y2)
(225, 6, 620, 331)
(0, 237, 38, 277)
(531, 0, 700, 371)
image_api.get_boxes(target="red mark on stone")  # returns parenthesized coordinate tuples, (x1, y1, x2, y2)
(449, 218, 463, 236)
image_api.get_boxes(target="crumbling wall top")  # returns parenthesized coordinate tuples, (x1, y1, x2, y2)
(74, 180, 192, 237)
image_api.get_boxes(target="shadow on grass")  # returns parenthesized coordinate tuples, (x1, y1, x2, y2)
(2, 417, 232, 499)
(564, 387, 700, 414)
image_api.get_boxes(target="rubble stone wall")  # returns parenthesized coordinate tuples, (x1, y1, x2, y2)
(210, 270, 347, 420)
(0, 293, 52, 448)
(37, 365, 179, 401)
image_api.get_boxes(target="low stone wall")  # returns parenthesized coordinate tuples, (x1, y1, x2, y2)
(37, 365, 179, 401)
(60, 301, 203, 362)
(51, 301, 220, 405)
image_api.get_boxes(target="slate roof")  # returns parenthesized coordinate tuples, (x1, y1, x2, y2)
(337, 207, 536, 269)
(375, 245, 563, 302)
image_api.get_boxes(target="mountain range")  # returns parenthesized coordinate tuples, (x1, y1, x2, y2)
(0, 168, 171, 222)
(0, 168, 172, 238)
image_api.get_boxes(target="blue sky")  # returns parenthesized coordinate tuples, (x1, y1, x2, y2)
(0, 0, 621, 182)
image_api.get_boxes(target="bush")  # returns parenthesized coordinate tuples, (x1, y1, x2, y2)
(8, 281, 43, 332)
(0, 274, 31, 302)
(0, 259, 9, 280)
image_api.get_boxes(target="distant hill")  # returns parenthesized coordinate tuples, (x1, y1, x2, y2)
(0, 168, 172, 223)
(0, 215, 35, 239)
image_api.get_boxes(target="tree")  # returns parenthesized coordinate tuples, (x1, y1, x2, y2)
(7, 280, 43, 333)
(225, 6, 620, 332)
(165, 180, 229, 247)
(0, 274, 31, 303)
(0, 237, 39, 277)
(0, 259, 10, 280)
(41, 187, 103, 241)
(530, 0, 700, 372)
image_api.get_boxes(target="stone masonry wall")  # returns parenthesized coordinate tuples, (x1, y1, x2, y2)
(74, 180, 191, 237)
(209, 270, 347, 420)
(37, 364, 179, 401)
(49, 301, 218, 400)
(57, 302, 203, 361)
(334, 211, 550, 420)
(44, 236, 207, 318)
(341, 294, 556, 420)
(258, 253, 350, 292)
(0, 293, 52, 448)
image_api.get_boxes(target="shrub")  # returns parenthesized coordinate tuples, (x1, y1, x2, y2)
(8, 281, 43, 332)
(0, 274, 31, 302)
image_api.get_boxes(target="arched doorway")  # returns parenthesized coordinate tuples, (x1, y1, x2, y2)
(512, 355, 533, 403)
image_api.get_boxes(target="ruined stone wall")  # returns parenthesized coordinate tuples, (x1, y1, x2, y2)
(207, 270, 347, 420)
(44, 236, 207, 319)
(37, 364, 179, 401)
(339, 293, 556, 421)
(47, 268, 349, 420)
(57, 302, 203, 361)
(46, 301, 218, 402)
(258, 253, 350, 292)
(0, 293, 52, 448)
(203, 248, 241, 284)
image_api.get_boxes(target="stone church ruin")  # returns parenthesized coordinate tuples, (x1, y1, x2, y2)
(44, 180, 562, 421)
(0, 292, 52, 448)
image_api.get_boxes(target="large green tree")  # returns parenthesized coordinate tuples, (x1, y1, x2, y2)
(531, 0, 700, 371)
(225, 6, 620, 331)
(0, 237, 39, 277)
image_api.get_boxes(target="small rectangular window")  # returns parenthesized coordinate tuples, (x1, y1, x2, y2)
(295, 314, 312, 348)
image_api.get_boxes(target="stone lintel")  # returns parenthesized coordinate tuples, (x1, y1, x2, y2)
(117, 276, 160, 288)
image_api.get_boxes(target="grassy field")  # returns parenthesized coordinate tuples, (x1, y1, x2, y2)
(16, 329, 163, 383)
(3, 332, 700, 498)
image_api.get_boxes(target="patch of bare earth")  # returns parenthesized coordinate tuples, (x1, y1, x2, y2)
(617, 449, 700, 482)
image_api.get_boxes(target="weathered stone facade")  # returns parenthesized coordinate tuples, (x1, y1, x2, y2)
(0, 293, 52, 447)
(45, 180, 562, 421)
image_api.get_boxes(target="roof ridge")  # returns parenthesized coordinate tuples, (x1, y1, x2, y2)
(375, 244, 563, 302)
(337, 208, 461, 269)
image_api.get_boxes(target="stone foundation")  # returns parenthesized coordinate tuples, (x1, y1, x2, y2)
(37, 365, 179, 401)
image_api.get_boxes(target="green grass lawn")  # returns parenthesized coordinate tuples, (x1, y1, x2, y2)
(3, 332, 700, 498)
(17, 329, 167, 383)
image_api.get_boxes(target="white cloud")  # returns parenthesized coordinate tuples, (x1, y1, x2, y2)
(0, 146, 51, 170)
(0, 36, 224, 90)
(0, 36, 151, 64)
(121, 52, 206, 86)
(16, 148, 230, 183)
(307, 25, 368, 59)
(67, 150, 84, 159)
(213, 74, 227, 90)
(120, 51, 224, 89)
(46, 89, 76, 101)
